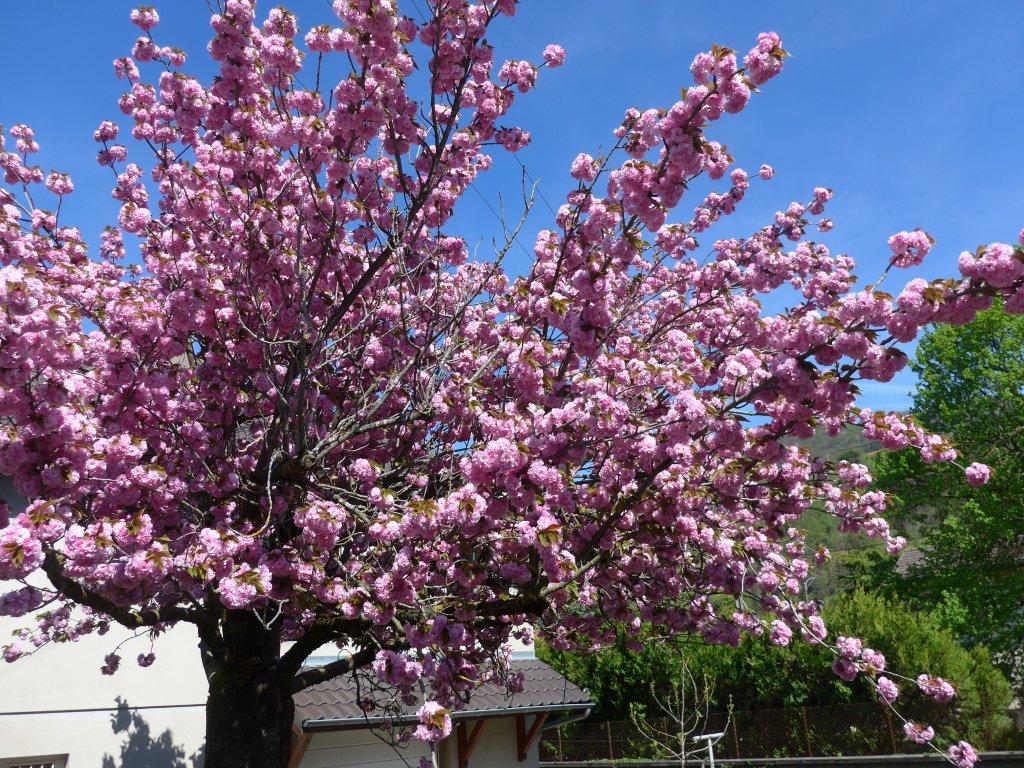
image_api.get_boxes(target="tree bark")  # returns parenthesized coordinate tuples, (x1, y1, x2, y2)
(202, 612, 295, 768)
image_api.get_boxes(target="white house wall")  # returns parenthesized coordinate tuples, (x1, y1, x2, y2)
(300, 728, 432, 768)
(0, 476, 206, 766)
(436, 716, 539, 768)
(299, 716, 536, 768)
(473, 716, 540, 768)
(0, 615, 208, 767)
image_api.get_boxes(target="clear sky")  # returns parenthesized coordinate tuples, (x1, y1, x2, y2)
(3, 1, 1022, 412)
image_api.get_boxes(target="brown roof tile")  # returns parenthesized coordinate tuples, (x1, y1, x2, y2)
(294, 658, 591, 729)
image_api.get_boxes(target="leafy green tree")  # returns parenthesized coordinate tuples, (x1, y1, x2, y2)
(537, 631, 690, 721)
(539, 592, 1014, 748)
(871, 301, 1024, 668)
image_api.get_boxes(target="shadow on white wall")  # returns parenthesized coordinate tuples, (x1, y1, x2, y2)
(100, 698, 204, 768)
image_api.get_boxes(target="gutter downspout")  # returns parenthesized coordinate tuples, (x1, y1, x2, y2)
(542, 706, 591, 731)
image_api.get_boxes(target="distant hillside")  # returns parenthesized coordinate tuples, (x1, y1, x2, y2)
(784, 425, 888, 597)
(785, 424, 881, 463)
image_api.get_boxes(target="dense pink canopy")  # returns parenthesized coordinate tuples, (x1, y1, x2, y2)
(0, 1, 1021, 761)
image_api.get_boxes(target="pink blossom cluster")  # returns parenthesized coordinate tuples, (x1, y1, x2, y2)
(888, 230, 933, 268)
(905, 722, 936, 745)
(0, 585, 44, 618)
(948, 741, 978, 768)
(415, 701, 452, 742)
(876, 676, 899, 705)
(917, 674, 957, 704)
(830, 642, 890, 684)
(964, 462, 991, 486)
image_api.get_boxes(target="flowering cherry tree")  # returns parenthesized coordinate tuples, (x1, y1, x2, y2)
(1, 2, 1021, 766)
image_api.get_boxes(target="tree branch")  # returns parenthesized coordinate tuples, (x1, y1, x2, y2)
(42, 551, 213, 632)
(472, 592, 548, 618)
(278, 616, 366, 675)
(291, 646, 376, 693)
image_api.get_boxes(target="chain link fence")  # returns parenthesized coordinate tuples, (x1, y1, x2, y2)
(540, 700, 1011, 762)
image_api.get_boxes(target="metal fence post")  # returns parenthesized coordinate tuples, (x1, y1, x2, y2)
(557, 725, 563, 762)
(731, 717, 740, 758)
(884, 708, 898, 754)
(606, 720, 614, 761)
(800, 706, 812, 757)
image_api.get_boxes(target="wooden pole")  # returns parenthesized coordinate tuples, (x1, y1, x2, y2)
(731, 717, 740, 758)
(801, 707, 812, 757)
(884, 708, 898, 754)
(606, 720, 614, 761)
(516, 712, 550, 761)
(287, 726, 313, 768)
(516, 715, 525, 760)
(457, 719, 487, 768)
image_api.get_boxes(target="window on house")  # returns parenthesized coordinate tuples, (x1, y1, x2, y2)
(1, 757, 67, 768)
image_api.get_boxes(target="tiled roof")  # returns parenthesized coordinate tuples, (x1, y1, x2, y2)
(294, 658, 591, 729)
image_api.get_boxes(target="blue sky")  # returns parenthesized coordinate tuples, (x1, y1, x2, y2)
(3, 1, 1022, 412)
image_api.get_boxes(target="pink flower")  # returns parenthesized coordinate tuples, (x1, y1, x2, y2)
(137, 652, 156, 667)
(2, 10, 1023, 753)
(101, 652, 121, 675)
(965, 462, 991, 486)
(803, 615, 827, 644)
(570, 153, 598, 183)
(351, 458, 378, 484)
(113, 57, 140, 82)
(499, 561, 532, 583)
(876, 676, 899, 704)
(888, 230, 933, 268)
(861, 648, 886, 673)
(948, 741, 978, 768)
(45, 172, 74, 196)
(832, 657, 858, 682)
(93, 121, 120, 143)
(769, 619, 792, 647)
(130, 5, 160, 31)
(415, 702, 452, 742)
(0, 586, 44, 618)
(495, 127, 531, 152)
(759, 164, 775, 180)
(808, 186, 833, 215)
(97, 145, 128, 165)
(165, 47, 186, 67)
(498, 59, 538, 93)
(904, 722, 935, 745)
(542, 44, 566, 68)
(691, 52, 715, 84)
(744, 32, 785, 85)
(373, 650, 423, 689)
(917, 674, 956, 703)
(959, 243, 1023, 288)
(218, 564, 272, 609)
(836, 635, 862, 660)
(0, 523, 44, 580)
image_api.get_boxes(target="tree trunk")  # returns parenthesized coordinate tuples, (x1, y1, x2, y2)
(202, 612, 295, 768)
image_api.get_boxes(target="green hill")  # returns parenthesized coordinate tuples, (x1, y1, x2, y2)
(787, 423, 881, 462)
(785, 425, 887, 597)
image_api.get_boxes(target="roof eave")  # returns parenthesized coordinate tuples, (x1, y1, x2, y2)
(300, 701, 593, 733)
